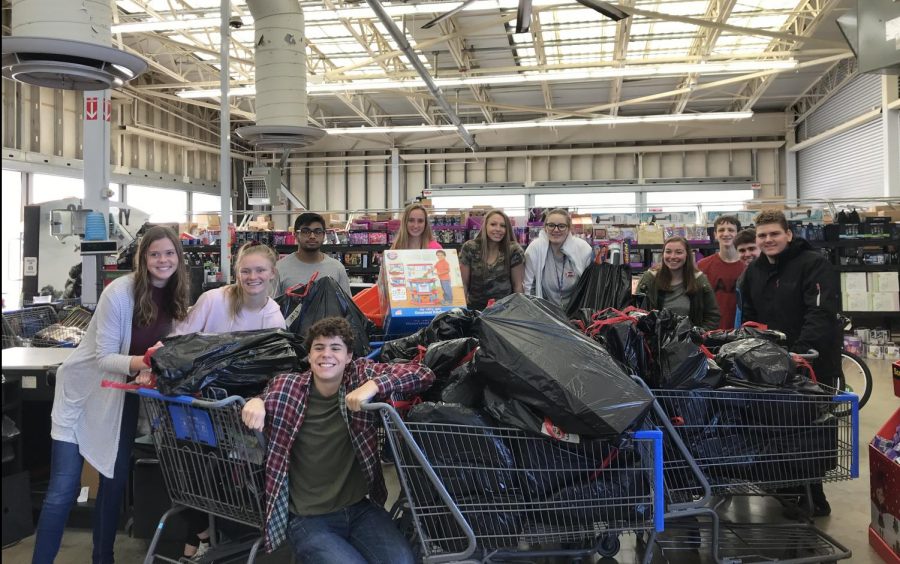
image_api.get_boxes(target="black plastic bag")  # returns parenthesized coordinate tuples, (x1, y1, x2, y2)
(438, 361, 484, 408)
(406, 402, 523, 500)
(422, 308, 480, 343)
(716, 338, 794, 386)
(636, 309, 721, 389)
(276, 277, 373, 358)
(378, 330, 425, 362)
(475, 293, 653, 438)
(153, 329, 304, 396)
(565, 262, 633, 318)
(541, 461, 651, 528)
(588, 310, 652, 382)
(701, 324, 786, 352)
(423, 338, 479, 381)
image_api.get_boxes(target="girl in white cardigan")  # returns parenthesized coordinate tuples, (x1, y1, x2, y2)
(33, 226, 190, 564)
(523, 208, 594, 310)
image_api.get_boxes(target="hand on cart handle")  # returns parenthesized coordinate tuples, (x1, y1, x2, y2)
(242, 397, 266, 431)
(134, 369, 154, 387)
(791, 349, 819, 361)
(346, 381, 379, 412)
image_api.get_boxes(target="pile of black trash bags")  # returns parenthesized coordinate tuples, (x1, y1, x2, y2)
(151, 275, 375, 397)
(574, 307, 838, 491)
(378, 294, 656, 551)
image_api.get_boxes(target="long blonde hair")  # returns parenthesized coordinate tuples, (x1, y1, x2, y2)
(391, 203, 436, 250)
(226, 242, 279, 319)
(133, 226, 190, 326)
(476, 209, 515, 267)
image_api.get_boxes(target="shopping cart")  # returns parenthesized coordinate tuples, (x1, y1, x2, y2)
(363, 401, 664, 563)
(129, 387, 267, 564)
(639, 374, 859, 563)
(1, 304, 92, 348)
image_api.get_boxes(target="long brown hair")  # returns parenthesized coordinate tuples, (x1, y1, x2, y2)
(132, 226, 190, 326)
(391, 203, 436, 250)
(226, 242, 279, 319)
(655, 236, 700, 295)
(477, 209, 515, 267)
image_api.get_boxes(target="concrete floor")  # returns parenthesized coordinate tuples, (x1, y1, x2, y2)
(4, 359, 897, 563)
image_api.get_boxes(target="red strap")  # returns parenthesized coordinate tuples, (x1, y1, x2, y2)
(286, 272, 319, 298)
(791, 353, 818, 383)
(101, 380, 142, 391)
(740, 321, 768, 331)
(621, 306, 647, 315)
(698, 344, 715, 360)
(589, 447, 620, 480)
(388, 396, 422, 418)
(412, 344, 427, 364)
(455, 345, 478, 369)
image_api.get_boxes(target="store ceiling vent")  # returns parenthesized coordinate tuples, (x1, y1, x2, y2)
(235, 0, 324, 151)
(2, 0, 147, 90)
(243, 167, 282, 206)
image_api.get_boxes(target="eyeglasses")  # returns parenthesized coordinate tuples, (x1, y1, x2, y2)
(298, 228, 326, 236)
(544, 223, 569, 232)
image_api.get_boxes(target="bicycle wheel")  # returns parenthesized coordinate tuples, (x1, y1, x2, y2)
(838, 351, 872, 409)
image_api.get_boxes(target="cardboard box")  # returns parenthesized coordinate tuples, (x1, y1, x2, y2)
(845, 292, 871, 311)
(869, 271, 900, 293)
(841, 272, 868, 293)
(380, 249, 466, 334)
(81, 463, 100, 500)
(871, 292, 900, 312)
(195, 214, 221, 229)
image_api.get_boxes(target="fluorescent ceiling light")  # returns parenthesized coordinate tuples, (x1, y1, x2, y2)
(175, 60, 796, 99)
(324, 112, 754, 135)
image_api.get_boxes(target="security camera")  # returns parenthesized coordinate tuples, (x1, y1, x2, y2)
(228, 16, 243, 29)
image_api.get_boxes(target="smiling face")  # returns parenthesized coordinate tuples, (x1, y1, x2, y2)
(237, 252, 276, 297)
(406, 208, 427, 239)
(544, 212, 569, 245)
(663, 240, 688, 272)
(308, 335, 352, 387)
(756, 222, 793, 260)
(145, 237, 179, 288)
(484, 212, 507, 243)
(736, 241, 760, 265)
(715, 221, 738, 247)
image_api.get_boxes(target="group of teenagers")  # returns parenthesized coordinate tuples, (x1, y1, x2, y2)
(35, 203, 842, 564)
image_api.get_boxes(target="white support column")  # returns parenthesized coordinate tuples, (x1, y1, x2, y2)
(882, 75, 900, 197)
(390, 148, 400, 208)
(784, 119, 799, 204)
(219, 0, 233, 282)
(81, 89, 112, 306)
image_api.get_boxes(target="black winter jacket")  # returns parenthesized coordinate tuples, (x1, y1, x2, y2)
(738, 237, 842, 386)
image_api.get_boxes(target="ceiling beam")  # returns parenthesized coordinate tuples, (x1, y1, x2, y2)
(437, 18, 495, 123)
(670, 0, 737, 114)
(607, 0, 635, 116)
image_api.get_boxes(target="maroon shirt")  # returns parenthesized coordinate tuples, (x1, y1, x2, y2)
(129, 285, 172, 355)
(697, 253, 745, 330)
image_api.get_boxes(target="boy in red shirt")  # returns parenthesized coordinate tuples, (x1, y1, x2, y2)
(434, 250, 453, 305)
(697, 215, 746, 330)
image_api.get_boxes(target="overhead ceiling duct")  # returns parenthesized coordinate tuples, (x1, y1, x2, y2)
(235, 0, 324, 150)
(2, 0, 147, 90)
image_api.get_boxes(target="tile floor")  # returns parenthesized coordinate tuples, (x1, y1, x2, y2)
(4, 360, 897, 563)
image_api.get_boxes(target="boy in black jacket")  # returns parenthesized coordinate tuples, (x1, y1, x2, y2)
(739, 209, 842, 517)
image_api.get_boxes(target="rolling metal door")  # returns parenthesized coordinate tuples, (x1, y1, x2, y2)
(798, 74, 882, 141)
(798, 117, 884, 199)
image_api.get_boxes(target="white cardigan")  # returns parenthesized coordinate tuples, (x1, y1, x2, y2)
(523, 230, 594, 299)
(51, 274, 139, 478)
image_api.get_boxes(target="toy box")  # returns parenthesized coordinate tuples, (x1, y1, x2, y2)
(870, 407, 900, 562)
(380, 249, 467, 334)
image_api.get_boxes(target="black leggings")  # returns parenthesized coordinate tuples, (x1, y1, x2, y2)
(184, 509, 208, 546)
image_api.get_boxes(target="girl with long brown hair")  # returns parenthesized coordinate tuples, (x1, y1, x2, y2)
(459, 209, 525, 309)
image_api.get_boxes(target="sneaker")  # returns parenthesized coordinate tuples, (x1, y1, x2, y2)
(180, 540, 210, 562)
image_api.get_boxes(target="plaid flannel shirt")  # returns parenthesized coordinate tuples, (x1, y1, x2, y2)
(260, 357, 434, 553)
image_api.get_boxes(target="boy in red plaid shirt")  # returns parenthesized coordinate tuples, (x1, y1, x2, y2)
(242, 317, 434, 562)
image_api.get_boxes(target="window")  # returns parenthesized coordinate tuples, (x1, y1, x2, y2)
(30, 174, 84, 204)
(431, 194, 526, 218)
(534, 192, 636, 214)
(2, 169, 23, 308)
(192, 192, 222, 217)
(126, 185, 189, 224)
(646, 189, 754, 221)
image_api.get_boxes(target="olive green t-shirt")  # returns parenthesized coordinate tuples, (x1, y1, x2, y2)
(289, 384, 368, 516)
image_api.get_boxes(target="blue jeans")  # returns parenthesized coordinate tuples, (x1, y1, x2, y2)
(287, 498, 414, 564)
(32, 393, 139, 564)
(440, 279, 453, 304)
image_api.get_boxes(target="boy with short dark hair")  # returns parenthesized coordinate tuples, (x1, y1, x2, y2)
(739, 210, 841, 517)
(734, 228, 759, 266)
(276, 212, 351, 295)
(242, 317, 434, 562)
(697, 215, 745, 330)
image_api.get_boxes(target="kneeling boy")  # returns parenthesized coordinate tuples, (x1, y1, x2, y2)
(242, 317, 434, 563)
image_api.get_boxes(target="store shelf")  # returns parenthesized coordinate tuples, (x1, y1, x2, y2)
(810, 238, 899, 248)
(347, 267, 381, 275)
(834, 265, 899, 272)
(632, 243, 717, 250)
(841, 311, 900, 318)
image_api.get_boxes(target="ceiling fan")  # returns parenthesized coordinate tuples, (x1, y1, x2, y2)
(422, 0, 630, 33)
